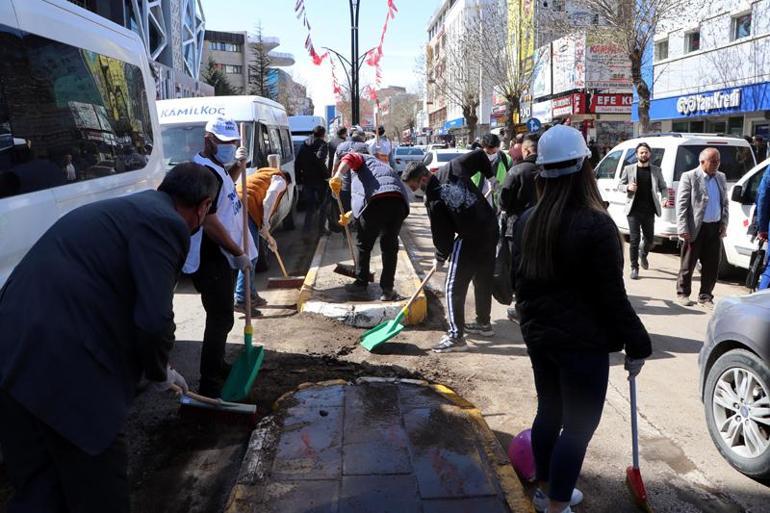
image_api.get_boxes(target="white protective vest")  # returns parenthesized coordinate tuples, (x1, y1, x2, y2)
(183, 154, 258, 274)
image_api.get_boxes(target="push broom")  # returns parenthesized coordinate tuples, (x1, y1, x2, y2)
(626, 375, 654, 512)
(220, 123, 265, 402)
(332, 191, 374, 282)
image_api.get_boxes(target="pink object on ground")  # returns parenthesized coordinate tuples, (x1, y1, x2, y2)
(508, 429, 536, 482)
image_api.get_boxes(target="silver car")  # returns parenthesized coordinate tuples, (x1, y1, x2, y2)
(392, 146, 425, 174)
(699, 289, 770, 479)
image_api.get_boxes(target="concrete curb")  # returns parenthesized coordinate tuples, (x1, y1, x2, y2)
(296, 234, 427, 328)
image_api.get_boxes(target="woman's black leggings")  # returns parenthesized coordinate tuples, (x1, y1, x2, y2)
(528, 348, 609, 502)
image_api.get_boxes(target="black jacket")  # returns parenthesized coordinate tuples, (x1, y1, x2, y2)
(500, 154, 538, 238)
(511, 206, 652, 358)
(425, 149, 497, 261)
(295, 135, 329, 188)
(0, 190, 189, 454)
(327, 135, 345, 170)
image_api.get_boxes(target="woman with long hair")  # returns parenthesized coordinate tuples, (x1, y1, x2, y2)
(512, 125, 652, 513)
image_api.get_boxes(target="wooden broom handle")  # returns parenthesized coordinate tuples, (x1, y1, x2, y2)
(335, 193, 357, 266)
(170, 383, 223, 407)
(240, 122, 252, 328)
(400, 266, 436, 316)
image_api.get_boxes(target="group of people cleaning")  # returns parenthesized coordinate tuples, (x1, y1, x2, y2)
(0, 114, 657, 513)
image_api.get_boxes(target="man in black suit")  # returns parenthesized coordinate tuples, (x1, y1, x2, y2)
(0, 163, 218, 513)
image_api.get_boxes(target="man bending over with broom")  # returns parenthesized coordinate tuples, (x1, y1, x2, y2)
(0, 163, 218, 513)
(329, 151, 411, 301)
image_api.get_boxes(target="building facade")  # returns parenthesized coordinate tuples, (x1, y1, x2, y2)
(637, 0, 770, 137)
(68, 0, 213, 99)
(426, 0, 494, 144)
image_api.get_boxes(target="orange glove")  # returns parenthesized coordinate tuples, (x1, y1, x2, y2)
(338, 211, 352, 227)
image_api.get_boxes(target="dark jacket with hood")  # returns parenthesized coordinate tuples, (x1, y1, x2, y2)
(500, 154, 538, 238)
(511, 206, 652, 358)
(425, 149, 498, 262)
(295, 135, 329, 188)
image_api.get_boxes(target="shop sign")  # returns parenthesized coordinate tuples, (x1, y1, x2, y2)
(590, 93, 633, 113)
(552, 93, 586, 117)
(676, 88, 741, 116)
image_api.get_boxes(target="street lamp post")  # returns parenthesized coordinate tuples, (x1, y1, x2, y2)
(349, 0, 361, 125)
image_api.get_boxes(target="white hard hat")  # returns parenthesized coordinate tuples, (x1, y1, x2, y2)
(536, 124, 592, 178)
(205, 117, 240, 142)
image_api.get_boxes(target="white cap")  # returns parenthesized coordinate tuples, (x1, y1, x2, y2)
(204, 117, 240, 142)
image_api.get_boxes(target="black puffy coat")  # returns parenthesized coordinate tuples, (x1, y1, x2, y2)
(295, 136, 329, 188)
(499, 154, 538, 238)
(511, 206, 652, 359)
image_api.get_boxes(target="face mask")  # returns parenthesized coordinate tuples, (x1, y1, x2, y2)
(487, 152, 497, 162)
(214, 143, 236, 166)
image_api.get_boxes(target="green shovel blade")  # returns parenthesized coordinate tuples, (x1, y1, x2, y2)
(221, 333, 264, 402)
(360, 310, 406, 352)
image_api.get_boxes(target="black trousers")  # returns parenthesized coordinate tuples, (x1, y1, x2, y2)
(192, 246, 236, 386)
(0, 390, 129, 513)
(356, 197, 408, 291)
(445, 235, 496, 338)
(627, 213, 655, 269)
(677, 222, 722, 299)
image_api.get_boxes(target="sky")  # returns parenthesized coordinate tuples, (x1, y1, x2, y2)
(200, 0, 442, 116)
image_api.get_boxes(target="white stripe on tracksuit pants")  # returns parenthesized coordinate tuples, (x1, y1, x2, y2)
(444, 236, 496, 339)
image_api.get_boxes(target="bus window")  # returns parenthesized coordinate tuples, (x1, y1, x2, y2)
(0, 25, 154, 199)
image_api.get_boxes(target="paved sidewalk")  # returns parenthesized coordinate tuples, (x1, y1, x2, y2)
(297, 232, 428, 328)
(225, 379, 533, 513)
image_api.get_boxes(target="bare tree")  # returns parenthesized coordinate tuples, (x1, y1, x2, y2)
(546, 0, 686, 133)
(248, 23, 273, 99)
(383, 93, 420, 142)
(428, 24, 482, 142)
(466, 2, 538, 146)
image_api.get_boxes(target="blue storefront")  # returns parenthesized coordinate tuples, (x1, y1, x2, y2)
(633, 82, 770, 137)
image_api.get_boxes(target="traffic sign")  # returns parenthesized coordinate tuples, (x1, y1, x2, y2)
(525, 118, 542, 132)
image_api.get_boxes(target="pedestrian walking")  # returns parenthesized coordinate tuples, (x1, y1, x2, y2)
(587, 139, 600, 169)
(617, 142, 668, 280)
(233, 165, 289, 307)
(329, 151, 410, 301)
(675, 147, 729, 306)
(511, 124, 652, 513)
(754, 163, 770, 289)
(184, 117, 256, 397)
(401, 150, 498, 352)
(0, 163, 218, 513)
(500, 134, 538, 320)
(328, 126, 348, 171)
(295, 125, 329, 231)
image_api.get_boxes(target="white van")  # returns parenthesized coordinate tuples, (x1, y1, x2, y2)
(595, 133, 755, 242)
(724, 158, 770, 270)
(0, 0, 164, 286)
(288, 115, 327, 155)
(156, 95, 296, 234)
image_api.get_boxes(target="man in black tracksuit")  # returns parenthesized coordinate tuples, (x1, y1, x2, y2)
(402, 150, 498, 352)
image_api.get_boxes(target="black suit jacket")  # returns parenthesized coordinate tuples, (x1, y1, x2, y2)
(0, 190, 189, 455)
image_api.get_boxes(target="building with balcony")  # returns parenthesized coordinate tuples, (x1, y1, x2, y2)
(68, 0, 213, 99)
(637, 0, 770, 137)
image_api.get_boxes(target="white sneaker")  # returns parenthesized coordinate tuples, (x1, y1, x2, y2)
(533, 488, 584, 513)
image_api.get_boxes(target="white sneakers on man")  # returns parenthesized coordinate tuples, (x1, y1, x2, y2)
(533, 487, 584, 513)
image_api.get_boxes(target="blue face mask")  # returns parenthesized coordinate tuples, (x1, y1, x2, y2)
(214, 143, 236, 165)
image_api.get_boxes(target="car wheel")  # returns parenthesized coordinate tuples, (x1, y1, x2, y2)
(253, 234, 270, 273)
(704, 349, 770, 478)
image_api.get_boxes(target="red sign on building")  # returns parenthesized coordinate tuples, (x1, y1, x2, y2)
(589, 93, 633, 113)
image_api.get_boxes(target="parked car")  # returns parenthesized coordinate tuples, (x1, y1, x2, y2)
(423, 149, 470, 173)
(393, 146, 425, 174)
(594, 133, 755, 244)
(725, 158, 770, 270)
(699, 289, 770, 479)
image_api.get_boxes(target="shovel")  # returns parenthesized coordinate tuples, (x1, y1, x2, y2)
(360, 265, 436, 351)
(332, 193, 375, 282)
(221, 123, 264, 402)
(626, 375, 654, 512)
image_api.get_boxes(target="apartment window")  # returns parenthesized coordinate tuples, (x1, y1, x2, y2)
(655, 39, 668, 61)
(223, 65, 242, 74)
(209, 41, 241, 52)
(732, 13, 752, 41)
(685, 30, 700, 53)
